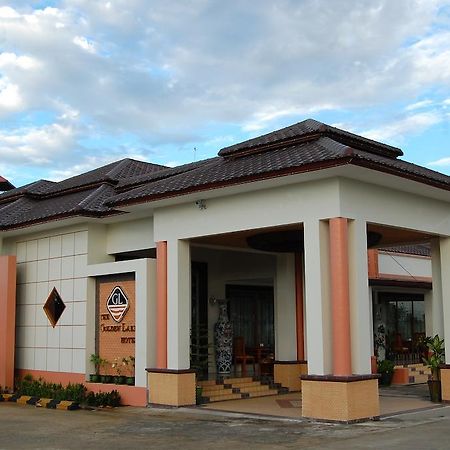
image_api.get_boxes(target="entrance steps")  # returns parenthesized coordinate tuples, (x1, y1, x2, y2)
(198, 377, 287, 404)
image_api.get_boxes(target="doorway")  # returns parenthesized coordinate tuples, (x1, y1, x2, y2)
(226, 284, 275, 357)
(375, 292, 426, 364)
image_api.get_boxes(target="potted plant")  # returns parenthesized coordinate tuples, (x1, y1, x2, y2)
(89, 354, 105, 383)
(99, 358, 112, 383)
(423, 334, 445, 402)
(195, 384, 203, 405)
(377, 359, 395, 386)
(112, 357, 127, 384)
(124, 356, 135, 386)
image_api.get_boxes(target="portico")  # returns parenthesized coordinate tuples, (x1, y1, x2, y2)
(2, 119, 450, 421)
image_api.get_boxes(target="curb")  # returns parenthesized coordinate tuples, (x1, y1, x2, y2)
(0, 393, 79, 410)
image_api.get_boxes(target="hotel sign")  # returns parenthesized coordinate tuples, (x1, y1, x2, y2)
(98, 277, 136, 368)
(106, 286, 129, 323)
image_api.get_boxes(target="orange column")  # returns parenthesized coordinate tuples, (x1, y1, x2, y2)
(295, 253, 305, 361)
(367, 249, 379, 279)
(329, 218, 352, 376)
(0, 255, 17, 389)
(156, 241, 167, 369)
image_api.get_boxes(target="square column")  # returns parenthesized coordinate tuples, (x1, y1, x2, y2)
(148, 239, 194, 407)
(429, 238, 444, 337)
(156, 241, 168, 369)
(303, 219, 332, 375)
(348, 219, 372, 374)
(167, 239, 191, 370)
(436, 236, 450, 402)
(0, 256, 16, 390)
(274, 251, 307, 391)
(302, 218, 379, 422)
(274, 253, 297, 361)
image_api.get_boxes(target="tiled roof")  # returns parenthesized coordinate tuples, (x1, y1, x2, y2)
(43, 158, 166, 195)
(109, 134, 450, 206)
(380, 243, 431, 257)
(0, 175, 15, 191)
(218, 118, 403, 159)
(0, 187, 119, 230)
(0, 159, 166, 230)
(1, 119, 450, 231)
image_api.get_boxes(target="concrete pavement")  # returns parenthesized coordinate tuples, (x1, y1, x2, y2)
(1, 401, 449, 449)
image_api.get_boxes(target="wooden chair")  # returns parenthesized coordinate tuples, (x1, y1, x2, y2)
(233, 336, 255, 377)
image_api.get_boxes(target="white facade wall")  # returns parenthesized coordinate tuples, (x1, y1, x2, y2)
(14, 230, 89, 374)
(378, 252, 431, 278)
(106, 217, 155, 255)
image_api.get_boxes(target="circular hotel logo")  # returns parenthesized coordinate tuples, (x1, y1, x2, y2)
(106, 286, 129, 323)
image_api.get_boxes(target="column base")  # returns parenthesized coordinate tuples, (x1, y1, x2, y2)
(146, 369, 196, 406)
(440, 365, 450, 402)
(301, 374, 380, 423)
(274, 360, 307, 391)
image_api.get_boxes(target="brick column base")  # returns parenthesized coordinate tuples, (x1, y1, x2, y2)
(440, 365, 450, 402)
(274, 361, 307, 391)
(146, 369, 196, 406)
(301, 374, 380, 423)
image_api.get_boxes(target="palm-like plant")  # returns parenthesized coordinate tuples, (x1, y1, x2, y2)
(423, 334, 445, 381)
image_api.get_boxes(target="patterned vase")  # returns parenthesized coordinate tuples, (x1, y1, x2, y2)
(214, 301, 233, 374)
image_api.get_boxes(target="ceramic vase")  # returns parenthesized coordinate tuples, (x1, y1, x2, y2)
(214, 301, 233, 374)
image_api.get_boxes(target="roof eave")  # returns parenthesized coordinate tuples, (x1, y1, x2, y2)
(109, 155, 450, 209)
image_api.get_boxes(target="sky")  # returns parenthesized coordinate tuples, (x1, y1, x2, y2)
(1, 0, 450, 188)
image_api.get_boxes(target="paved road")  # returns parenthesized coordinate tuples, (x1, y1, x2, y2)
(1, 402, 450, 449)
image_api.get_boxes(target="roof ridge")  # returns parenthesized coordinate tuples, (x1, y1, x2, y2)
(218, 118, 403, 160)
(108, 157, 223, 205)
(75, 184, 113, 212)
(117, 157, 220, 191)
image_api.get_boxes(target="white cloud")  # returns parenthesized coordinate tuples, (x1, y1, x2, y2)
(0, 6, 20, 18)
(0, 52, 38, 70)
(0, 79, 23, 112)
(0, 0, 449, 184)
(72, 36, 97, 54)
(361, 111, 443, 142)
(428, 157, 450, 167)
(405, 99, 434, 111)
(0, 121, 78, 165)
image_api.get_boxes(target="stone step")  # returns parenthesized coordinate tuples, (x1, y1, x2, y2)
(238, 385, 271, 394)
(200, 384, 230, 393)
(199, 376, 288, 403)
(247, 390, 280, 398)
(202, 388, 235, 397)
(205, 393, 243, 402)
(227, 381, 261, 389)
(198, 380, 220, 387)
(221, 377, 254, 384)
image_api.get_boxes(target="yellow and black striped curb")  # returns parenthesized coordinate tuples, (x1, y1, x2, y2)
(0, 394, 79, 410)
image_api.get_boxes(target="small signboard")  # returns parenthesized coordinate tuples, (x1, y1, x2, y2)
(106, 286, 129, 323)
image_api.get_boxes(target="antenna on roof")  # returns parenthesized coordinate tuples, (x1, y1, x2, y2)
(193, 147, 197, 162)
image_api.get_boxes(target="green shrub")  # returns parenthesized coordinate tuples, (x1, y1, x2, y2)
(85, 390, 121, 407)
(14, 375, 121, 406)
(15, 376, 87, 401)
(377, 359, 395, 374)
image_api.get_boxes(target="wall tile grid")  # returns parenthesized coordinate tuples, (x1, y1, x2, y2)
(15, 231, 88, 374)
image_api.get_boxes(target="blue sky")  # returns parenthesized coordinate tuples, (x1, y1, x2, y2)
(0, 0, 450, 187)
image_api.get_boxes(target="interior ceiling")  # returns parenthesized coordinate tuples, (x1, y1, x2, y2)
(191, 223, 303, 250)
(192, 222, 431, 251)
(367, 223, 432, 248)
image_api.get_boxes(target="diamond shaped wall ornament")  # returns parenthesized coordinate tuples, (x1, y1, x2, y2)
(106, 286, 129, 323)
(43, 287, 66, 328)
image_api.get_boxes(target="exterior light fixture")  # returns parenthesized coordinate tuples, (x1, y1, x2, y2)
(195, 199, 206, 210)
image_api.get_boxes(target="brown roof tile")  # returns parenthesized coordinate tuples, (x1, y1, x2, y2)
(1, 120, 449, 230)
(218, 118, 403, 159)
